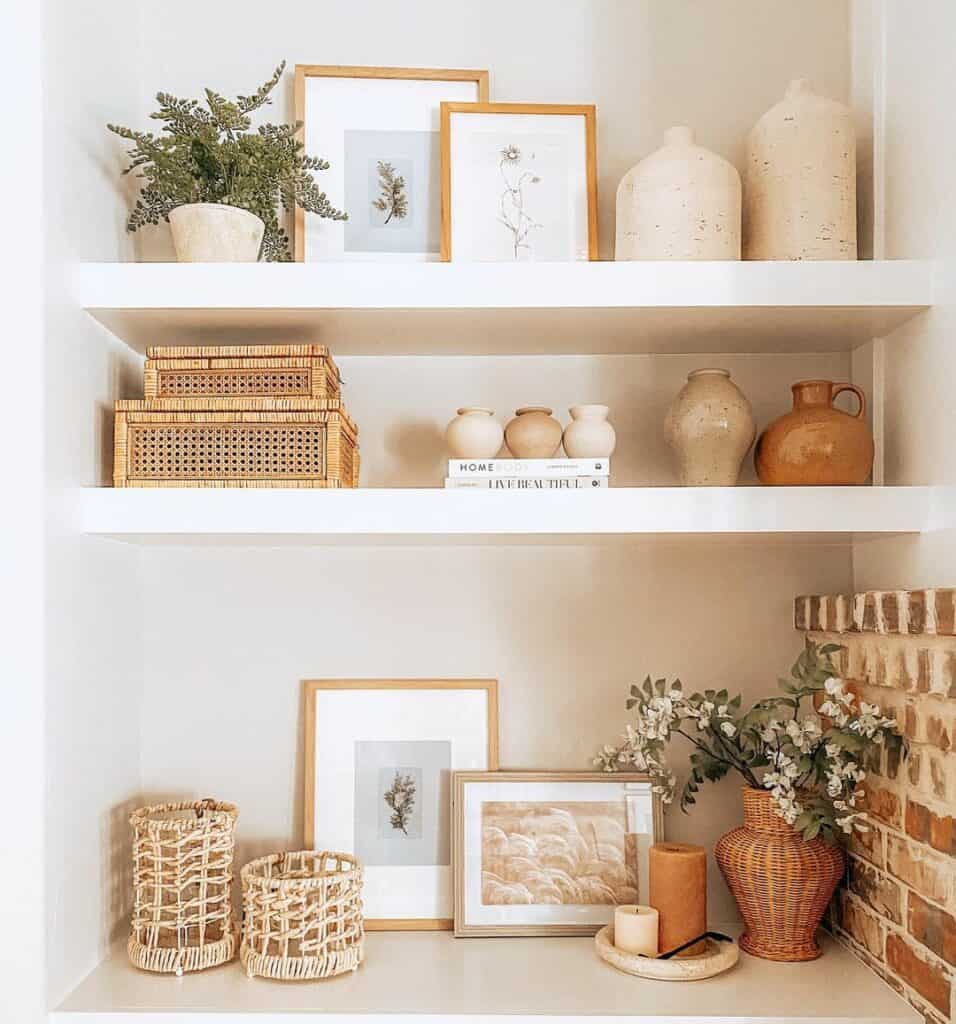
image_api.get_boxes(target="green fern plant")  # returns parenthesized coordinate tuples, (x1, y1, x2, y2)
(108, 62, 346, 261)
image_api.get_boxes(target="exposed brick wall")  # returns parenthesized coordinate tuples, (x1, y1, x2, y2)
(797, 589, 956, 1024)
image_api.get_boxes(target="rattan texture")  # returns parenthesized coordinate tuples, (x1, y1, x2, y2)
(240, 851, 364, 981)
(128, 800, 239, 975)
(113, 399, 359, 488)
(714, 788, 844, 962)
(143, 345, 341, 401)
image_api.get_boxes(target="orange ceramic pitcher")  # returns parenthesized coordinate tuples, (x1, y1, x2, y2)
(755, 380, 874, 485)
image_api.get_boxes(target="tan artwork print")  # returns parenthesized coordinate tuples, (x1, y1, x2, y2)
(480, 801, 638, 906)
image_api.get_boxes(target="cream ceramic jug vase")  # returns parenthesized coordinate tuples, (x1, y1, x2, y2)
(616, 126, 741, 260)
(445, 408, 504, 459)
(744, 79, 856, 260)
(562, 405, 616, 459)
(664, 369, 755, 486)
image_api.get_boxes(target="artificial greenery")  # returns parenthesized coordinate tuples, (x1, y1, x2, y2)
(108, 62, 346, 261)
(595, 642, 905, 844)
(372, 160, 408, 223)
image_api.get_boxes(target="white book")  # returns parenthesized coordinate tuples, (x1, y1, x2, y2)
(445, 476, 608, 489)
(448, 457, 610, 478)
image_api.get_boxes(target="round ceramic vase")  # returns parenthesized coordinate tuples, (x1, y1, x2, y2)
(562, 405, 616, 458)
(504, 407, 564, 459)
(616, 126, 742, 260)
(664, 369, 755, 486)
(755, 380, 874, 485)
(445, 407, 504, 459)
(744, 80, 857, 260)
(168, 203, 265, 262)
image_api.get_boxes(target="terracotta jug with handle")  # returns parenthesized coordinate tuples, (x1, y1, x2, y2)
(755, 380, 873, 485)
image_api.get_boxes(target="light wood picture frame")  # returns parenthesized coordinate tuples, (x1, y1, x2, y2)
(453, 771, 661, 937)
(294, 65, 490, 262)
(303, 679, 498, 931)
(440, 102, 598, 262)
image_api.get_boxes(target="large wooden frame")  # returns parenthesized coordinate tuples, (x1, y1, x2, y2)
(453, 771, 661, 937)
(293, 65, 490, 261)
(303, 678, 498, 931)
(439, 102, 599, 262)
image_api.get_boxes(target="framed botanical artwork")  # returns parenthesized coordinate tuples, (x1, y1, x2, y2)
(440, 102, 598, 262)
(294, 66, 490, 261)
(303, 679, 498, 930)
(453, 771, 661, 937)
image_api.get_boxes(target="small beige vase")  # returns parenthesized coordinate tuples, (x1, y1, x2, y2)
(744, 80, 857, 260)
(615, 126, 741, 260)
(168, 203, 265, 262)
(445, 408, 504, 459)
(505, 407, 563, 459)
(664, 369, 755, 486)
(562, 405, 616, 458)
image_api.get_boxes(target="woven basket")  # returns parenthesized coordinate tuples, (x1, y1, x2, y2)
(144, 345, 341, 401)
(714, 787, 844, 962)
(113, 398, 359, 488)
(240, 851, 364, 981)
(128, 799, 239, 975)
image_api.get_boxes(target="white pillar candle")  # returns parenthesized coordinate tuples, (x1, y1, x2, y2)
(613, 904, 659, 957)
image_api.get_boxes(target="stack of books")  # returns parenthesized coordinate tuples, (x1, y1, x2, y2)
(445, 457, 610, 489)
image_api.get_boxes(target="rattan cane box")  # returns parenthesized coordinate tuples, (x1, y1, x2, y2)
(144, 345, 342, 401)
(114, 398, 359, 488)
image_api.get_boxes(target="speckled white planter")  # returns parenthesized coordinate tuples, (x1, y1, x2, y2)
(744, 80, 857, 260)
(168, 203, 265, 262)
(664, 369, 755, 486)
(615, 126, 741, 261)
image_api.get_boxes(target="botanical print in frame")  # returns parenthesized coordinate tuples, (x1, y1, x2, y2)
(294, 66, 489, 261)
(303, 679, 498, 930)
(440, 102, 598, 262)
(453, 772, 660, 937)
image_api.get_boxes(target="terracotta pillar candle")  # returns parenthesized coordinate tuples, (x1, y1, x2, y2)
(649, 842, 707, 957)
(613, 905, 659, 957)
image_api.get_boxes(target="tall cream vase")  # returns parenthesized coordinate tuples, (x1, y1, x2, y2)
(615, 126, 741, 260)
(744, 79, 857, 260)
(664, 369, 755, 486)
(168, 202, 265, 262)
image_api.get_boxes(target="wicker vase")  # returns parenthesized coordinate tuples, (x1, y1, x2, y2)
(714, 788, 844, 961)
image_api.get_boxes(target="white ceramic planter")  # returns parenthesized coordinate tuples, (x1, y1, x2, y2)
(445, 408, 505, 459)
(616, 126, 741, 260)
(562, 405, 616, 458)
(744, 79, 857, 260)
(168, 203, 265, 263)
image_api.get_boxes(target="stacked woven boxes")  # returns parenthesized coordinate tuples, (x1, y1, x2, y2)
(114, 345, 359, 488)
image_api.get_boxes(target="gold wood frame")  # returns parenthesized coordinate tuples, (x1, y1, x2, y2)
(439, 102, 599, 262)
(452, 771, 662, 937)
(303, 678, 499, 931)
(293, 65, 490, 261)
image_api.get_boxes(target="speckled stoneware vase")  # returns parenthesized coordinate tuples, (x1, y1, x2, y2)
(664, 369, 755, 486)
(743, 80, 857, 260)
(615, 126, 741, 260)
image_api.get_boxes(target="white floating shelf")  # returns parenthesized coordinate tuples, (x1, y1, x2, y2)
(54, 930, 918, 1023)
(72, 260, 933, 355)
(78, 486, 945, 546)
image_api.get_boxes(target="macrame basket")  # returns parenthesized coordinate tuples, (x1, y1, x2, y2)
(128, 799, 239, 975)
(240, 851, 364, 981)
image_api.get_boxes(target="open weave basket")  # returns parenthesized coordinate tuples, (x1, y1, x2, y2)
(128, 799, 238, 974)
(240, 851, 364, 981)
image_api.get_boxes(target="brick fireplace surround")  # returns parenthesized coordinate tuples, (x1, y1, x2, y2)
(795, 589, 956, 1024)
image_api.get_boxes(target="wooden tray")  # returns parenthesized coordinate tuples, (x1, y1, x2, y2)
(594, 926, 739, 981)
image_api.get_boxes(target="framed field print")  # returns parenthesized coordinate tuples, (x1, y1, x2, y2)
(294, 66, 489, 261)
(453, 771, 660, 937)
(303, 679, 498, 930)
(440, 102, 598, 262)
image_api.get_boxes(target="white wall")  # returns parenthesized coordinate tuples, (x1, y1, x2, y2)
(43, 0, 147, 1008)
(851, 0, 956, 590)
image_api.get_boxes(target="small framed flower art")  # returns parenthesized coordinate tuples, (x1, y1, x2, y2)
(440, 102, 598, 262)
(453, 771, 661, 937)
(294, 66, 489, 261)
(303, 679, 498, 930)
